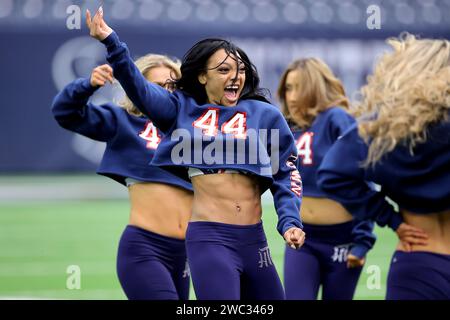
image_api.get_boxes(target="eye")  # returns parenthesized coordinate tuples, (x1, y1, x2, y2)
(218, 67, 230, 73)
(164, 81, 175, 90)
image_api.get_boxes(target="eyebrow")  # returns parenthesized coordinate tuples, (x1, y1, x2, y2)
(212, 61, 246, 68)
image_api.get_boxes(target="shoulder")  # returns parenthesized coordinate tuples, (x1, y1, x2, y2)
(321, 106, 352, 121)
(318, 107, 355, 132)
(338, 122, 364, 146)
(95, 103, 137, 121)
(96, 102, 123, 113)
(241, 99, 283, 116)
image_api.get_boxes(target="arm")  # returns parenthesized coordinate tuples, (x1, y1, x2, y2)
(316, 124, 403, 231)
(86, 8, 178, 133)
(327, 109, 377, 260)
(349, 219, 376, 259)
(51, 76, 118, 142)
(269, 114, 305, 247)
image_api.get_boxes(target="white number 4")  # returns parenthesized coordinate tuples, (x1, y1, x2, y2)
(139, 122, 161, 149)
(193, 109, 247, 139)
(296, 132, 313, 165)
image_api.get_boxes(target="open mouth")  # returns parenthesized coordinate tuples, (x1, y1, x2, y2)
(224, 85, 240, 101)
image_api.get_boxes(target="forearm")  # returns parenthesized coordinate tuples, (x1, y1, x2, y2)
(349, 219, 377, 258)
(52, 78, 98, 126)
(101, 32, 177, 132)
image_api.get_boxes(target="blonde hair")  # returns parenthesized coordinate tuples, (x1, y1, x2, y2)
(277, 58, 350, 128)
(354, 33, 450, 166)
(119, 54, 181, 116)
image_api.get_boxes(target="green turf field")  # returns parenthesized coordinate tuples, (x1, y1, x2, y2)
(0, 199, 397, 300)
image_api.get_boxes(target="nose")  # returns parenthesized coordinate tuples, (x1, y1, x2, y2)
(286, 90, 298, 104)
(230, 71, 243, 83)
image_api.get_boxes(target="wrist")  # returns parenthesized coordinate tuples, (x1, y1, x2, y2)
(81, 78, 100, 93)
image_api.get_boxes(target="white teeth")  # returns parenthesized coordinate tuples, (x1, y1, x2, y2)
(225, 85, 239, 90)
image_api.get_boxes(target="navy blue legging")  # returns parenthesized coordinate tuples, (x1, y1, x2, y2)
(117, 225, 190, 300)
(284, 221, 363, 300)
(186, 221, 285, 300)
(386, 250, 450, 300)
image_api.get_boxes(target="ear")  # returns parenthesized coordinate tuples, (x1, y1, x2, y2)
(198, 73, 207, 85)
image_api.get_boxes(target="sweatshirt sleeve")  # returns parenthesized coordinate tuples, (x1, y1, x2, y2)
(51, 78, 118, 141)
(317, 124, 403, 231)
(328, 107, 356, 139)
(269, 112, 304, 236)
(101, 32, 179, 134)
(349, 219, 377, 258)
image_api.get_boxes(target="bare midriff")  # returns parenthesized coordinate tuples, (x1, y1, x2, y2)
(128, 183, 193, 239)
(300, 196, 353, 225)
(190, 173, 262, 226)
(396, 209, 450, 254)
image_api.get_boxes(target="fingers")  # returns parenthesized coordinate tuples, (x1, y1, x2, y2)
(284, 228, 306, 249)
(401, 235, 428, 246)
(94, 6, 105, 28)
(92, 7, 101, 28)
(100, 64, 114, 77)
(396, 223, 429, 249)
(402, 230, 428, 239)
(91, 65, 113, 87)
(347, 259, 356, 268)
(86, 9, 91, 29)
(96, 65, 114, 83)
(402, 240, 411, 252)
(94, 73, 110, 86)
(283, 228, 295, 248)
(296, 230, 306, 248)
(346, 254, 365, 268)
(398, 223, 428, 237)
(91, 74, 106, 87)
(402, 231, 429, 241)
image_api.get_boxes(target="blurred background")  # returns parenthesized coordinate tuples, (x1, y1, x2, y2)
(0, 0, 448, 299)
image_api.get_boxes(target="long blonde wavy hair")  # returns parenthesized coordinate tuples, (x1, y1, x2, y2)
(119, 54, 181, 116)
(277, 58, 350, 128)
(354, 33, 450, 167)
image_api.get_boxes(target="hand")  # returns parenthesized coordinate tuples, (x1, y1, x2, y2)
(283, 227, 306, 250)
(90, 64, 114, 88)
(86, 6, 113, 41)
(395, 222, 429, 252)
(346, 254, 365, 268)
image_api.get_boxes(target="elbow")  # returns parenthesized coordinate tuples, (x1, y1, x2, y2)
(51, 101, 67, 125)
(51, 101, 73, 129)
(316, 168, 333, 193)
(51, 101, 63, 122)
(51, 94, 65, 117)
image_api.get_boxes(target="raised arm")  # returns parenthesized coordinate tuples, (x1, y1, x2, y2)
(269, 113, 305, 249)
(51, 65, 118, 141)
(86, 7, 178, 133)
